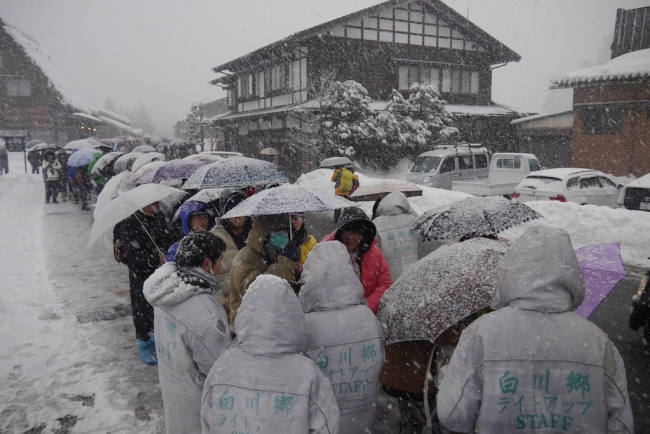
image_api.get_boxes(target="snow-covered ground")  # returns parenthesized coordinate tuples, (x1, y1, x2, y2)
(297, 167, 650, 269)
(0, 153, 163, 433)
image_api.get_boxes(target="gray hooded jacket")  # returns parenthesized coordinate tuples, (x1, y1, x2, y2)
(372, 191, 418, 281)
(437, 226, 633, 434)
(201, 275, 340, 434)
(143, 262, 232, 434)
(298, 241, 384, 434)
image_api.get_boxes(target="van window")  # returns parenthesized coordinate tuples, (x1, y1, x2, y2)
(439, 157, 455, 173)
(458, 155, 473, 170)
(529, 159, 541, 172)
(411, 156, 441, 173)
(475, 154, 488, 169)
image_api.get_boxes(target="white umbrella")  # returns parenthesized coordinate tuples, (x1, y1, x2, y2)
(63, 139, 94, 150)
(113, 152, 143, 174)
(88, 184, 187, 250)
(91, 152, 123, 177)
(222, 184, 359, 218)
(133, 160, 167, 183)
(94, 171, 128, 220)
(131, 152, 166, 173)
(131, 144, 156, 153)
(319, 156, 352, 168)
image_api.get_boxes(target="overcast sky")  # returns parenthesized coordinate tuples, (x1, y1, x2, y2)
(0, 0, 646, 136)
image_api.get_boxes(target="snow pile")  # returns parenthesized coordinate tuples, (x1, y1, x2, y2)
(499, 201, 650, 269)
(3, 22, 88, 112)
(558, 48, 650, 85)
(296, 167, 650, 268)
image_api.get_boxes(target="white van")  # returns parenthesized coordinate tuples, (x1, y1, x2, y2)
(404, 144, 490, 190)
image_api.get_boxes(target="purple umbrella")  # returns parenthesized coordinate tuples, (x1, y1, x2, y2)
(136, 159, 208, 184)
(574, 243, 627, 319)
(156, 142, 170, 151)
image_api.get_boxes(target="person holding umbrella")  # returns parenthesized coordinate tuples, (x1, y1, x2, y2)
(115, 199, 174, 365)
(165, 200, 216, 263)
(210, 191, 252, 312)
(321, 207, 392, 314)
(436, 226, 634, 433)
(227, 213, 301, 323)
(42, 150, 61, 203)
(28, 147, 42, 174)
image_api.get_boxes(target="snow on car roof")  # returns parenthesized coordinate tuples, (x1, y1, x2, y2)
(555, 48, 650, 86)
(626, 173, 650, 189)
(525, 168, 595, 179)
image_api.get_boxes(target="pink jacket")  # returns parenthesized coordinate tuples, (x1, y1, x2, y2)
(322, 231, 393, 314)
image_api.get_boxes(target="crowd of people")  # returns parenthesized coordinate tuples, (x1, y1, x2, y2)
(101, 157, 634, 433)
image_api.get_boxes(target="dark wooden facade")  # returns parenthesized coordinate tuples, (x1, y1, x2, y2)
(210, 0, 521, 179)
(612, 7, 650, 59)
(0, 18, 88, 149)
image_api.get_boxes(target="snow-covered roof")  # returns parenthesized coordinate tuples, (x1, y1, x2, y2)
(526, 168, 596, 179)
(510, 110, 573, 127)
(98, 116, 142, 136)
(72, 112, 103, 123)
(95, 109, 133, 126)
(554, 48, 650, 87)
(2, 20, 88, 112)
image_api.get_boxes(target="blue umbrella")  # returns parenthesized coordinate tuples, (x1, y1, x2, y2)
(68, 148, 102, 168)
(183, 157, 288, 190)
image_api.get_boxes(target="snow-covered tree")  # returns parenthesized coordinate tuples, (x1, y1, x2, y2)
(185, 103, 203, 149)
(314, 80, 381, 168)
(407, 82, 460, 145)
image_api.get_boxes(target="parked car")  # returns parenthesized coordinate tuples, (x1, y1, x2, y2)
(404, 143, 490, 190)
(618, 173, 650, 211)
(511, 168, 623, 208)
(451, 152, 542, 197)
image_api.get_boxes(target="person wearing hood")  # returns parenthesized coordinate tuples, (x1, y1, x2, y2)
(322, 207, 392, 314)
(144, 231, 232, 434)
(201, 275, 340, 434)
(228, 213, 301, 323)
(437, 226, 634, 433)
(210, 191, 253, 311)
(166, 200, 215, 263)
(117, 200, 174, 365)
(372, 191, 418, 281)
(298, 242, 383, 434)
(42, 151, 61, 203)
(290, 212, 317, 265)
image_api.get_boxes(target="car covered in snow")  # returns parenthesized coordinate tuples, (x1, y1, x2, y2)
(618, 173, 650, 212)
(405, 144, 490, 190)
(511, 168, 622, 208)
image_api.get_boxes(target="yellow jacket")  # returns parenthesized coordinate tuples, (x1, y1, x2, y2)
(331, 168, 359, 197)
(299, 235, 317, 265)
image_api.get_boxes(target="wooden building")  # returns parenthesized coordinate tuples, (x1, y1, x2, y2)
(552, 6, 650, 178)
(209, 0, 522, 179)
(0, 18, 93, 149)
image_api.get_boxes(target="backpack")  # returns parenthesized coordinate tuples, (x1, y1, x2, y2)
(113, 222, 126, 264)
(75, 168, 84, 183)
(338, 169, 354, 194)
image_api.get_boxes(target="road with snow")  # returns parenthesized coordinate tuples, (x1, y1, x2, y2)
(1, 152, 649, 432)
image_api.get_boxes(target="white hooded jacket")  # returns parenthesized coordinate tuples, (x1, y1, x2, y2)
(299, 242, 384, 434)
(372, 191, 418, 281)
(201, 275, 340, 434)
(437, 226, 634, 434)
(143, 262, 232, 434)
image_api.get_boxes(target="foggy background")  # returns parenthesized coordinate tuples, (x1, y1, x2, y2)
(0, 0, 646, 136)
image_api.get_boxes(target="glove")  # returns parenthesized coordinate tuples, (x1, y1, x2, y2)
(278, 241, 300, 263)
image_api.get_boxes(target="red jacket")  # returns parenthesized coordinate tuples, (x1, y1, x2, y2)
(322, 231, 393, 314)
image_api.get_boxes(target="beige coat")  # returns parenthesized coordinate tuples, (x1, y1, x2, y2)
(227, 215, 297, 323)
(210, 221, 239, 306)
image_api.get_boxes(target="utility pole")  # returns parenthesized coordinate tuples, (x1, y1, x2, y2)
(199, 103, 205, 152)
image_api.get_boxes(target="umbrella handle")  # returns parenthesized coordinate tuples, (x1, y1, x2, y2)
(134, 213, 164, 256)
(424, 346, 436, 428)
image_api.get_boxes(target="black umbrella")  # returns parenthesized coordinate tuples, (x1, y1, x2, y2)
(414, 196, 542, 241)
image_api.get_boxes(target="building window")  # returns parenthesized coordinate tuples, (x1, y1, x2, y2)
(398, 64, 479, 94)
(582, 107, 623, 135)
(328, 4, 483, 51)
(7, 79, 31, 97)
